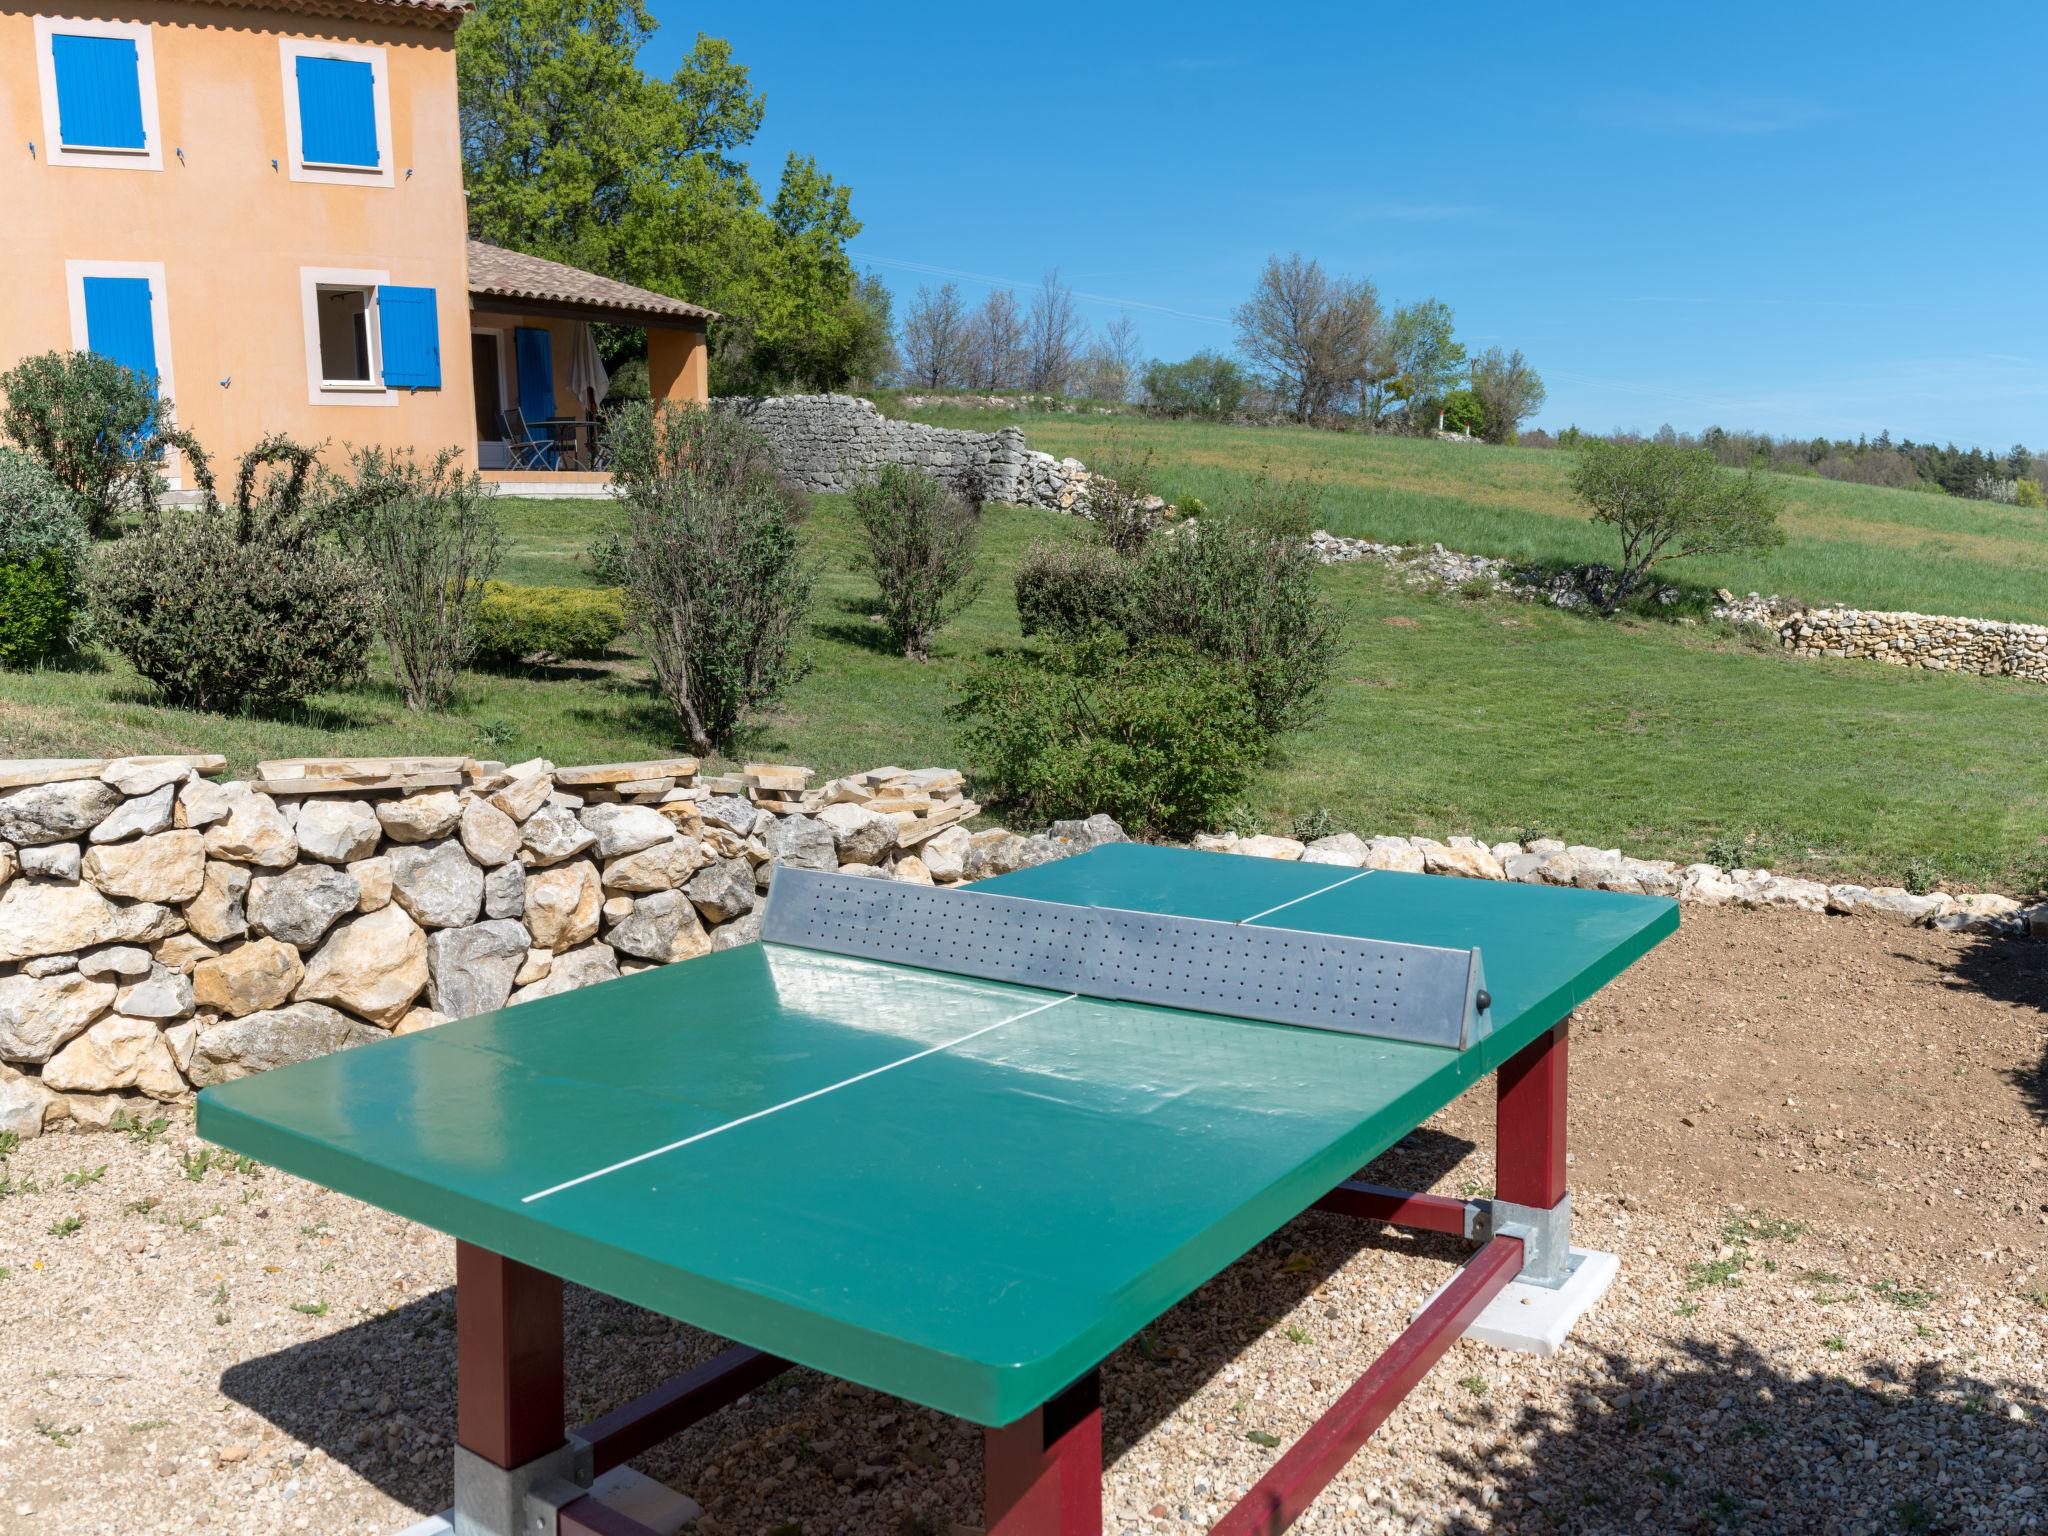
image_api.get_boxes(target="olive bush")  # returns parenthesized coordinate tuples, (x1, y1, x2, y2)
(90, 433, 374, 711)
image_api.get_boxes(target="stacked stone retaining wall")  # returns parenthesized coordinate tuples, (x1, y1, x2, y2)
(1777, 608, 2048, 681)
(712, 394, 1091, 510)
(0, 754, 1126, 1140)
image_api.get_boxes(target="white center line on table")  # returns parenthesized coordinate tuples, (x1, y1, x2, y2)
(1234, 870, 1374, 926)
(521, 991, 1080, 1204)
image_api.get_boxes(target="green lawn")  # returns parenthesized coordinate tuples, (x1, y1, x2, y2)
(891, 403, 2048, 625)
(4, 490, 2044, 892)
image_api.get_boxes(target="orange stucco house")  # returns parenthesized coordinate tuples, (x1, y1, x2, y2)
(0, 0, 711, 495)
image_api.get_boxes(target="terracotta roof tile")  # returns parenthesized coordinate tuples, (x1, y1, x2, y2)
(467, 241, 716, 324)
(186, 0, 472, 26)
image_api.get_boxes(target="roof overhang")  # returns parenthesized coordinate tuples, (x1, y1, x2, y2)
(467, 293, 711, 333)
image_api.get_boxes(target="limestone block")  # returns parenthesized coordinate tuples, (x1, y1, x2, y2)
(295, 905, 429, 1027)
(81, 830, 207, 903)
(525, 862, 602, 950)
(376, 790, 463, 845)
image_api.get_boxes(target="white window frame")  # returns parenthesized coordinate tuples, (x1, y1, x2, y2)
(278, 38, 394, 188)
(472, 324, 514, 436)
(299, 266, 394, 406)
(64, 259, 179, 486)
(34, 17, 164, 172)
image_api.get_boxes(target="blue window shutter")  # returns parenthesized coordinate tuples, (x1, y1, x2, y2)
(377, 286, 440, 389)
(82, 276, 158, 391)
(295, 55, 378, 167)
(51, 34, 147, 150)
(515, 328, 556, 421)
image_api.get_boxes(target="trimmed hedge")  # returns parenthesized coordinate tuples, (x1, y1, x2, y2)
(472, 582, 626, 665)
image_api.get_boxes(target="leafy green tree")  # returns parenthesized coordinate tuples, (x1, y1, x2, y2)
(1386, 299, 1466, 427)
(1568, 439, 1787, 613)
(457, 0, 870, 390)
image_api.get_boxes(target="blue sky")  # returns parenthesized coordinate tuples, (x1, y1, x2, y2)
(647, 2, 2046, 449)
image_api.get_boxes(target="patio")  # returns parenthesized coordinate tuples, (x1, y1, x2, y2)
(466, 240, 714, 497)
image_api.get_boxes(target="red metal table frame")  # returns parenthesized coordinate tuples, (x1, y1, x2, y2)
(456, 1024, 1569, 1536)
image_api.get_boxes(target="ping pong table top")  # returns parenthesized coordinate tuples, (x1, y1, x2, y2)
(197, 843, 1675, 1426)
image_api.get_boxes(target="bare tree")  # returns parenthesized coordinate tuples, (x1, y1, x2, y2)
(965, 288, 1026, 392)
(1232, 253, 1380, 422)
(1023, 268, 1088, 396)
(1469, 346, 1548, 444)
(898, 282, 970, 389)
(1077, 312, 1143, 403)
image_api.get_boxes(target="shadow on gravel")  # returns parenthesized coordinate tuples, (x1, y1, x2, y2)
(219, 1284, 732, 1516)
(1432, 1333, 2046, 1536)
(1924, 931, 2048, 1127)
(218, 1127, 1485, 1517)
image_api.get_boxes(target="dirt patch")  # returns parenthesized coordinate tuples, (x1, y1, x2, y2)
(0, 906, 2041, 1534)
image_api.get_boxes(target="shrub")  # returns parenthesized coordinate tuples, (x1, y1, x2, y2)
(847, 462, 982, 661)
(0, 448, 89, 664)
(1014, 540, 1133, 642)
(0, 351, 167, 535)
(951, 635, 1267, 838)
(2016, 478, 2045, 509)
(1080, 433, 1160, 557)
(1568, 439, 1787, 614)
(89, 433, 374, 711)
(1235, 463, 1324, 539)
(1440, 388, 1485, 437)
(330, 447, 502, 710)
(592, 402, 815, 754)
(1141, 352, 1249, 419)
(1127, 518, 1342, 736)
(473, 582, 626, 666)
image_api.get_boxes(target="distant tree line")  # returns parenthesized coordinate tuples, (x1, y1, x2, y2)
(1521, 424, 2041, 507)
(894, 251, 1545, 444)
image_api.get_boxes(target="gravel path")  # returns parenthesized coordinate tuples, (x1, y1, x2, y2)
(1, 907, 2042, 1535)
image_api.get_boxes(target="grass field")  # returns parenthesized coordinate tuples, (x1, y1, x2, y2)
(4, 486, 2045, 892)
(893, 402, 2048, 625)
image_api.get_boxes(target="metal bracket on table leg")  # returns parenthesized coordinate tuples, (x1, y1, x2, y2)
(452, 1441, 591, 1536)
(1481, 1193, 1574, 1288)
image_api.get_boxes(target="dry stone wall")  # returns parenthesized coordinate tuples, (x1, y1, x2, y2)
(0, 753, 1128, 1141)
(1777, 607, 2048, 681)
(713, 394, 1092, 511)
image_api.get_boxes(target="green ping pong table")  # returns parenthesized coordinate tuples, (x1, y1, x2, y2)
(198, 843, 1676, 1536)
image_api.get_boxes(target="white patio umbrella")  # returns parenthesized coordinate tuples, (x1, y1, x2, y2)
(564, 321, 610, 413)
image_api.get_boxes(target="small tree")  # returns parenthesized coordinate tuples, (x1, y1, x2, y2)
(332, 447, 503, 711)
(90, 433, 375, 710)
(1568, 439, 1788, 613)
(593, 403, 815, 753)
(0, 351, 168, 535)
(846, 462, 981, 661)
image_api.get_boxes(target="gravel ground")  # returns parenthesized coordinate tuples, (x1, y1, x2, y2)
(0, 906, 2042, 1536)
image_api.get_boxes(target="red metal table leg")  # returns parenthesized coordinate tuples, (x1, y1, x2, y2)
(457, 1240, 567, 1468)
(986, 1371, 1104, 1536)
(1495, 1021, 1568, 1210)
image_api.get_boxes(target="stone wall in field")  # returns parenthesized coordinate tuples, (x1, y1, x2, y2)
(712, 393, 1093, 510)
(1775, 608, 2048, 681)
(0, 753, 1127, 1141)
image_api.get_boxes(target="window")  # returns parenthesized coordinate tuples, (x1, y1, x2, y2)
(33, 18, 163, 171)
(278, 40, 393, 187)
(66, 261, 175, 403)
(299, 270, 441, 404)
(316, 287, 375, 385)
